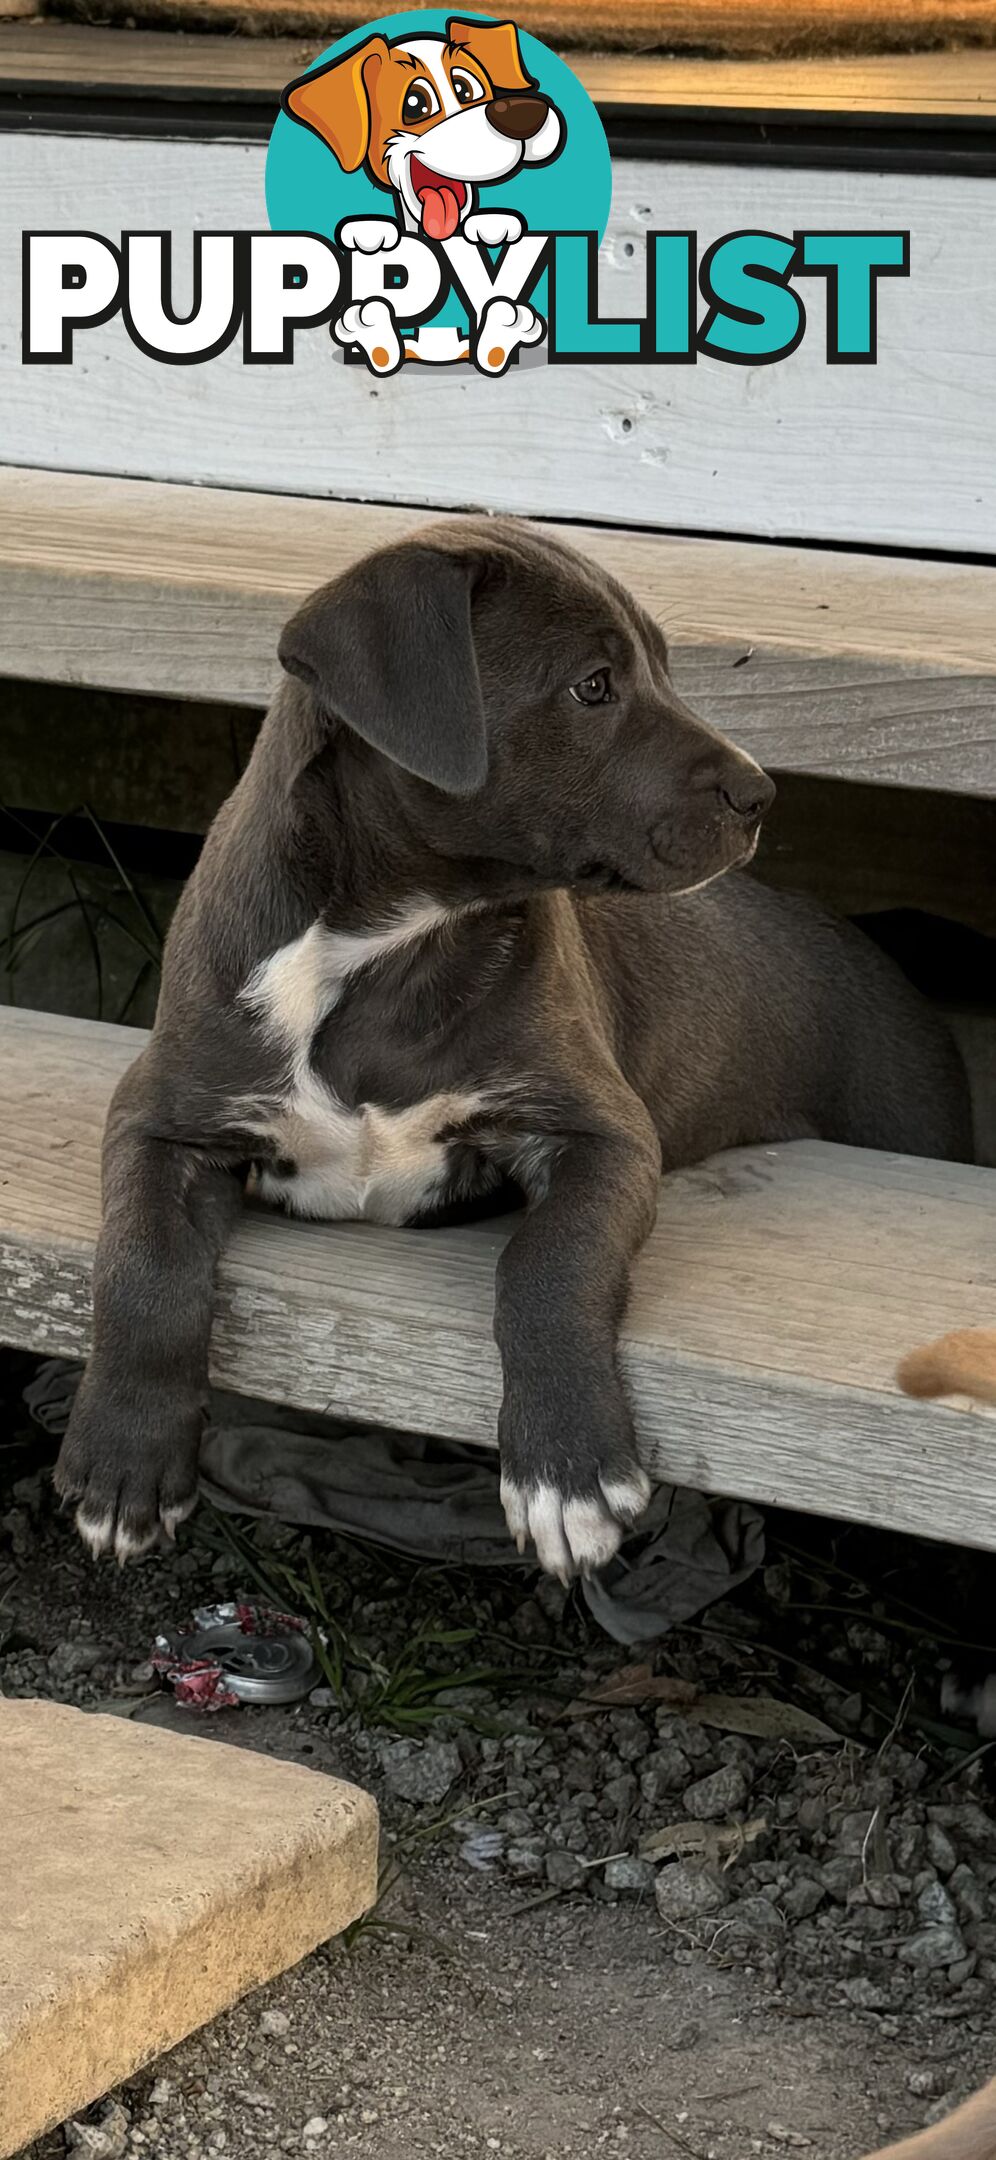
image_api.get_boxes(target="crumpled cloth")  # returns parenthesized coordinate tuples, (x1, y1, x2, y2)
(24, 1359, 764, 1645)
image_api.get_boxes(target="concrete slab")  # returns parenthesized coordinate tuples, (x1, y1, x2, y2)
(0, 1698, 378, 2156)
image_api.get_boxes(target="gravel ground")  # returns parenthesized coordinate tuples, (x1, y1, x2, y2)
(3, 1350, 995, 2160)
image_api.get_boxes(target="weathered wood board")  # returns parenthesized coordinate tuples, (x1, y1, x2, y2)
(2, 138, 994, 552)
(1, 468, 994, 796)
(4, 25, 996, 114)
(2, 1006, 994, 1551)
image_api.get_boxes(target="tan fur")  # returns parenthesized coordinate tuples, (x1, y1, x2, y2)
(284, 21, 526, 188)
(897, 1329, 996, 1407)
(861, 2077, 996, 2160)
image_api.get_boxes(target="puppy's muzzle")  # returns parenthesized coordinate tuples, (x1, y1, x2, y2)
(718, 769, 776, 827)
(487, 93, 550, 141)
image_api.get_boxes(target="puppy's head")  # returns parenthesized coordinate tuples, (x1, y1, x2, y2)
(283, 19, 562, 239)
(279, 519, 774, 901)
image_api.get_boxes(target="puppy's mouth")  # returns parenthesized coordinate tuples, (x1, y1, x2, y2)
(574, 860, 644, 895)
(410, 155, 468, 241)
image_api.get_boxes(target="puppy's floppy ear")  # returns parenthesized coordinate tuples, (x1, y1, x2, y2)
(278, 542, 489, 796)
(446, 17, 533, 92)
(282, 35, 387, 174)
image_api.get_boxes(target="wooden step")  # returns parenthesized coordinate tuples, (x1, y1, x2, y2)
(2, 1004, 994, 1553)
(1, 467, 995, 796)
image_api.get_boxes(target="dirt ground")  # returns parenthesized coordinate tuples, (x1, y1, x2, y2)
(3, 1351, 993, 2160)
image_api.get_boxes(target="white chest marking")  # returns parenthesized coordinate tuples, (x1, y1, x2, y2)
(239, 904, 485, 1225)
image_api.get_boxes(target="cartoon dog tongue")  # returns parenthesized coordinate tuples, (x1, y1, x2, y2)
(420, 183, 461, 241)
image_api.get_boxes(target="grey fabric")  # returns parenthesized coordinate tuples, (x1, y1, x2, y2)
(26, 1359, 764, 1644)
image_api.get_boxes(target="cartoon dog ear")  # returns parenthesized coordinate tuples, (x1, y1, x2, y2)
(281, 35, 388, 173)
(446, 17, 534, 92)
(278, 542, 489, 796)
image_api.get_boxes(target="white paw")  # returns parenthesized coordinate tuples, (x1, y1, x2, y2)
(475, 297, 544, 376)
(500, 1469, 651, 1581)
(75, 1500, 192, 1566)
(338, 216, 400, 254)
(335, 299, 402, 374)
(463, 210, 523, 247)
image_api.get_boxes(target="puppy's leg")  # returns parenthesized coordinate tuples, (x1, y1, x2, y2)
(495, 1118, 660, 1579)
(334, 298, 403, 374)
(474, 297, 544, 376)
(54, 1062, 243, 1561)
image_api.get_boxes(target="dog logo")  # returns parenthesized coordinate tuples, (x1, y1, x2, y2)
(269, 10, 608, 375)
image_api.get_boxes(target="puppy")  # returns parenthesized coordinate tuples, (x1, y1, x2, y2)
(283, 18, 561, 372)
(898, 1330, 996, 1411)
(53, 520, 972, 1575)
(860, 2077, 996, 2160)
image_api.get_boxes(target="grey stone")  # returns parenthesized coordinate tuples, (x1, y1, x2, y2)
(820, 1857, 862, 1904)
(917, 1880, 958, 1930)
(505, 1844, 545, 1880)
(378, 1737, 462, 1805)
(654, 1862, 730, 1925)
(683, 1764, 750, 1821)
(639, 1744, 692, 1801)
(721, 1895, 784, 1944)
(603, 1857, 655, 1895)
(840, 1977, 891, 2011)
(544, 1851, 587, 1892)
(781, 1878, 826, 1921)
(949, 1864, 988, 1923)
(900, 1924, 968, 1971)
(925, 1823, 959, 1877)
(259, 2009, 291, 2038)
(66, 2103, 131, 2159)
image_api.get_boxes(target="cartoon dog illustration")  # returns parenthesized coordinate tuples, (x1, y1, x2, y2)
(282, 17, 563, 372)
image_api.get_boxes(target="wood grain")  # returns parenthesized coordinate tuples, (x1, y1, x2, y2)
(1, 468, 994, 797)
(2, 1006, 995, 1552)
(44, 0, 996, 60)
(4, 141, 995, 556)
(5, 25, 996, 113)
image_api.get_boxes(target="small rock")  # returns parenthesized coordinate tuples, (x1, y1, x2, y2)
(259, 2008, 291, 2037)
(900, 1924, 967, 1972)
(604, 1857, 655, 1895)
(302, 2121, 328, 2140)
(926, 1823, 959, 1877)
(906, 2068, 953, 2100)
(655, 1861, 730, 1924)
(683, 1764, 750, 1821)
(505, 1843, 545, 1880)
(721, 1894, 784, 1945)
(66, 2102, 131, 2159)
(765, 2123, 811, 2146)
(781, 1877, 825, 1920)
(917, 1880, 958, 1930)
(378, 1736, 462, 1805)
(840, 1977, 891, 2011)
(48, 1639, 108, 1679)
(545, 1851, 587, 1892)
(948, 1864, 987, 1923)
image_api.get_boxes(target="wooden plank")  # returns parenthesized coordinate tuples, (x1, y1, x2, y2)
(1, 1005, 995, 1553)
(3, 142, 994, 556)
(4, 25, 996, 116)
(22, 0, 996, 62)
(1, 469, 994, 796)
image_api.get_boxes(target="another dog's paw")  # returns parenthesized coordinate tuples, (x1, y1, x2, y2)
(463, 210, 523, 247)
(475, 298, 545, 376)
(334, 299, 402, 374)
(338, 216, 401, 254)
(501, 1468, 651, 1581)
(54, 1382, 202, 1564)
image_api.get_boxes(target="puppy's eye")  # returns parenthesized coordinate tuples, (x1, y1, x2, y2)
(402, 79, 438, 124)
(452, 69, 485, 105)
(569, 670, 613, 707)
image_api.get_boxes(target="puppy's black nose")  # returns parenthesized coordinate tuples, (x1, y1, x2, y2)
(487, 93, 549, 140)
(718, 769, 776, 823)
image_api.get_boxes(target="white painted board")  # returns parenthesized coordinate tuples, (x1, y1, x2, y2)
(1, 134, 994, 551)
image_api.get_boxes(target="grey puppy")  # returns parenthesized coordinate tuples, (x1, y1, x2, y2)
(54, 520, 972, 1577)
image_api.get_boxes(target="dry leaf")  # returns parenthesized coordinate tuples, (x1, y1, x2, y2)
(686, 1694, 839, 1745)
(639, 1816, 768, 1864)
(564, 1662, 698, 1717)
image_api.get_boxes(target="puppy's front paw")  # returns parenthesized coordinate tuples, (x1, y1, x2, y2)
(334, 298, 402, 374)
(463, 210, 523, 247)
(338, 216, 400, 253)
(474, 297, 544, 376)
(54, 1378, 203, 1564)
(498, 1380, 651, 1580)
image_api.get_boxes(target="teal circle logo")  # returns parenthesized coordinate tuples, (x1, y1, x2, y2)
(266, 12, 612, 244)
